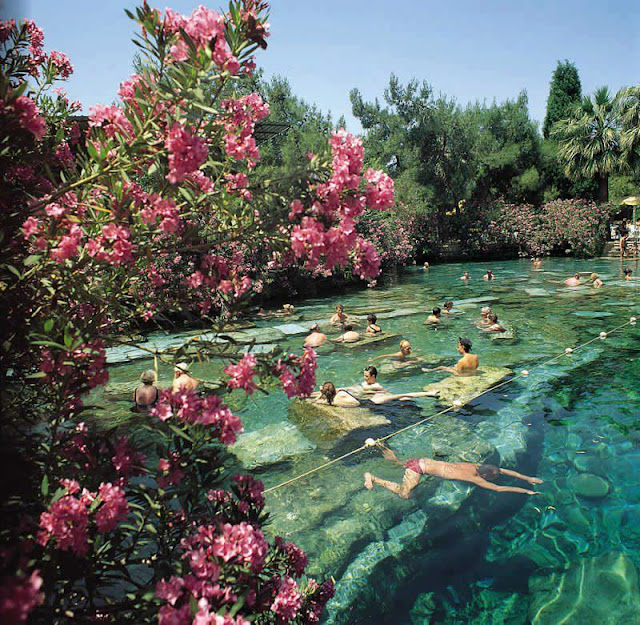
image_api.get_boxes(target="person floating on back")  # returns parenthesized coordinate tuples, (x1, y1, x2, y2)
(564, 273, 581, 286)
(363, 442, 542, 499)
(422, 337, 478, 376)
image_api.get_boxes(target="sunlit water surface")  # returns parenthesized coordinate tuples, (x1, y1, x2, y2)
(99, 258, 640, 624)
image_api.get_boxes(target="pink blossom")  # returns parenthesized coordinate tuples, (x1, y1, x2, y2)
(232, 474, 264, 509)
(0, 570, 44, 625)
(49, 50, 73, 78)
(157, 455, 185, 489)
(364, 168, 394, 210)
(158, 603, 191, 625)
(165, 123, 208, 184)
(22, 216, 40, 239)
(95, 482, 129, 533)
(209, 522, 268, 572)
(11, 96, 46, 140)
(38, 492, 91, 555)
(55, 141, 75, 168)
(0, 19, 15, 44)
(156, 576, 185, 606)
(88, 104, 133, 139)
(224, 353, 258, 394)
(271, 576, 302, 621)
(275, 536, 309, 577)
(112, 437, 145, 478)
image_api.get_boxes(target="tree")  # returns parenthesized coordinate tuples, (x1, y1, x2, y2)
(542, 60, 582, 139)
(552, 86, 622, 202)
(617, 85, 640, 174)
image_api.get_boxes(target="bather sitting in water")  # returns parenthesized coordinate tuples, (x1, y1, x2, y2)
(310, 381, 361, 407)
(460, 271, 470, 281)
(422, 337, 478, 376)
(330, 304, 349, 327)
(332, 324, 360, 343)
(133, 369, 160, 411)
(442, 300, 460, 316)
(481, 312, 506, 333)
(476, 306, 492, 327)
(532, 257, 543, 268)
(345, 367, 438, 404)
(483, 269, 494, 281)
(624, 268, 637, 281)
(304, 323, 327, 348)
(365, 314, 382, 335)
(172, 362, 199, 393)
(590, 273, 604, 288)
(373, 339, 425, 368)
(424, 306, 442, 325)
(363, 442, 542, 498)
(564, 273, 581, 286)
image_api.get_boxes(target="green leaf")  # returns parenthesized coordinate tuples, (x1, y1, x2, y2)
(23, 255, 42, 267)
(44, 319, 54, 333)
(41, 473, 49, 497)
(168, 423, 194, 443)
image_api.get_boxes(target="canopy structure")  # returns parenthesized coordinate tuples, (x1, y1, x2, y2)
(254, 120, 291, 145)
(622, 196, 640, 225)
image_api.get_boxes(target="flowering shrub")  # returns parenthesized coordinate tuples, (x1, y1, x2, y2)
(356, 210, 417, 267)
(484, 199, 611, 257)
(0, 4, 393, 623)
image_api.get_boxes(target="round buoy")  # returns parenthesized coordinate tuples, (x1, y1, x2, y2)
(364, 438, 376, 447)
(453, 399, 463, 408)
(599, 331, 607, 339)
(565, 347, 573, 354)
(521, 369, 529, 376)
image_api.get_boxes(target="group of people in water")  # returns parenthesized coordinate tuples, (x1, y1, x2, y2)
(133, 362, 198, 411)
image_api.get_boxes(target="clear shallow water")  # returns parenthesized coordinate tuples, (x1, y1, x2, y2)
(99, 258, 640, 624)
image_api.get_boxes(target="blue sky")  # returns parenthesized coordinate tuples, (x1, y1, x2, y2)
(10, 0, 640, 132)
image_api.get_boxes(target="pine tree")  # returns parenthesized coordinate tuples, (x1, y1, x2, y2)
(543, 61, 582, 138)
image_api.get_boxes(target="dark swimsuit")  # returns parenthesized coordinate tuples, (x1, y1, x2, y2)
(367, 325, 382, 334)
(134, 386, 159, 410)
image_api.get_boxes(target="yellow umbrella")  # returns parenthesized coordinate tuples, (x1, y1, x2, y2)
(622, 196, 640, 225)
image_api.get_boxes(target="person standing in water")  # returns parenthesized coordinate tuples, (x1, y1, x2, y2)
(363, 443, 542, 498)
(373, 339, 424, 366)
(304, 323, 327, 348)
(483, 269, 494, 281)
(330, 304, 348, 327)
(424, 306, 442, 325)
(460, 271, 470, 281)
(422, 337, 478, 375)
(590, 273, 604, 288)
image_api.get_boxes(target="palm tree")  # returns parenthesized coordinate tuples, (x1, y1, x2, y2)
(617, 85, 640, 174)
(551, 86, 622, 202)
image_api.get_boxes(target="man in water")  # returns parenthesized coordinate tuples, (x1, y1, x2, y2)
(564, 273, 581, 286)
(424, 306, 442, 325)
(330, 304, 348, 327)
(624, 268, 636, 281)
(483, 269, 494, 281)
(333, 324, 360, 343)
(343, 367, 437, 404)
(172, 362, 199, 393)
(590, 273, 604, 288)
(619, 219, 629, 258)
(482, 312, 505, 333)
(373, 339, 424, 367)
(460, 271, 470, 281)
(422, 337, 478, 375)
(442, 301, 459, 316)
(304, 323, 327, 348)
(363, 442, 542, 498)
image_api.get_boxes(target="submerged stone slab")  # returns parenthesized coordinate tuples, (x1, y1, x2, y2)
(571, 311, 614, 318)
(231, 422, 315, 469)
(423, 366, 513, 405)
(376, 308, 422, 319)
(288, 399, 390, 447)
(489, 327, 517, 342)
(378, 355, 447, 379)
(223, 327, 286, 344)
(525, 287, 551, 297)
(333, 332, 400, 349)
(349, 306, 395, 316)
(568, 472, 610, 499)
(528, 552, 640, 625)
(272, 323, 310, 336)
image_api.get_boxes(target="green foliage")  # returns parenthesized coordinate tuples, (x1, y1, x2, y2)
(543, 60, 582, 139)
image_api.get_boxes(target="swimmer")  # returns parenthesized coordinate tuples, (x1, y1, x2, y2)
(532, 257, 543, 268)
(424, 306, 442, 325)
(133, 369, 160, 411)
(482, 312, 505, 333)
(423, 262, 430, 270)
(624, 268, 636, 281)
(282, 303, 295, 316)
(460, 271, 470, 281)
(332, 324, 360, 343)
(363, 443, 542, 499)
(483, 269, 494, 281)
(564, 273, 581, 286)
(590, 273, 604, 288)
(359, 366, 385, 393)
(329, 304, 348, 327)
(477, 306, 492, 327)
(373, 339, 424, 366)
(422, 337, 478, 375)
(172, 362, 198, 393)
(442, 300, 459, 316)
(304, 323, 327, 348)
(344, 367, 437, 404)
(365, 314, 382, 335)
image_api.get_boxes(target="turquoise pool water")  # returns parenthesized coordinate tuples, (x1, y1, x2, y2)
(101, 258, 640, 624)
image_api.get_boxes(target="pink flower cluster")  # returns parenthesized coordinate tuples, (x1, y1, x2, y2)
(164, 6, 241, 74)
(221, 93, 270, 166)
(48, 50, 73, 79)
(274, 348, 317, 399)
(151, 390, 243, 445)
(112, 436, 146, 479)
(86, 223, 135, 265)
(0, 570, 44, 625)
(288, 130, 394, 279)
(271, 576, 302, 621)
(38, 479, 129, 555)
(88, 104, 133, 140)
(2, 96, 47, 140)
(157, 454, 185, 489)
(165, 123, 208, 184)
(275, 536, 308, 577)
(224, 353, 258, 394)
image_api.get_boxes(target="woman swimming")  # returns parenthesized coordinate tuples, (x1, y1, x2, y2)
(364, 443, 542, 498)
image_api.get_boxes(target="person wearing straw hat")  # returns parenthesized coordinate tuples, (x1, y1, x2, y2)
(363, 442, 542, 499)
(172, 362, 198, 393)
